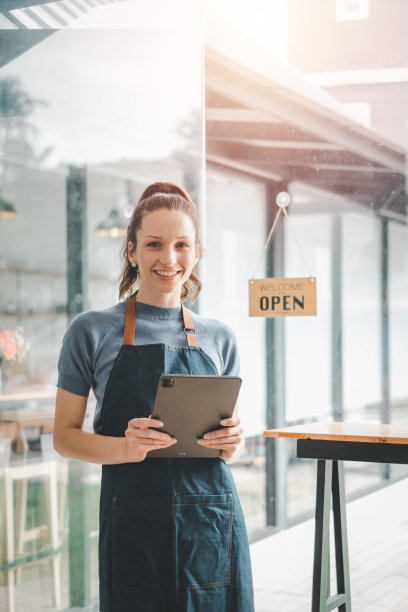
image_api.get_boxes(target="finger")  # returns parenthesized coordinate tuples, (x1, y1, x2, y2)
(129, 437, 177, 448)
(146, 441, 176, 454)
(201, 426, 243, 440)
(140, 415, 152, 430)
(125, 427, 174, 442)
(128, 417, 164, 429)
(198, 435, 242, 447)
(220, 417, 240, 427)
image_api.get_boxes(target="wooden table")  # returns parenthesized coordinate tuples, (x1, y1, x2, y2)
(0, 405, 55, 454)
(264, 422, 408, 612)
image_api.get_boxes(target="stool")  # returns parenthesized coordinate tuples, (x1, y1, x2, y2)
(0, 459, 61, 612)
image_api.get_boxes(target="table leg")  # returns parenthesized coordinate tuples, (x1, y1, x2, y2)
(312, 459, 351, 612)
(312, 459, 332, 611)
(332, 461, 351, 611)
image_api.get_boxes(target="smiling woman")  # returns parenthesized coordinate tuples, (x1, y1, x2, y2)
(125, 196, 200, 307)
(54, 181, 254, 612)
(119, 183, 202, 306)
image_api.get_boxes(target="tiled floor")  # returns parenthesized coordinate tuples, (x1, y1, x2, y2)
(251, 478, 408, 611)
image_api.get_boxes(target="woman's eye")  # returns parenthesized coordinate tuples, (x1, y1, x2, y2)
(146, 241, 160, 248)
(176, 242, 190, 249)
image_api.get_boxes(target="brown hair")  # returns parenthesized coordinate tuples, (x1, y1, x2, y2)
(119, 181, 202, 303)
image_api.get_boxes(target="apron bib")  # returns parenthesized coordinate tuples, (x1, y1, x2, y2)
(98, 295, 254, 612)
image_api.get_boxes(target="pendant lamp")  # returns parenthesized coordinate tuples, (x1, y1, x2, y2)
(0, 191, 17, 218)
(96, 208, 127, 238)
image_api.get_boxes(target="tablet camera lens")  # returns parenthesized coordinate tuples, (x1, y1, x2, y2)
(162, 377, 175, 388)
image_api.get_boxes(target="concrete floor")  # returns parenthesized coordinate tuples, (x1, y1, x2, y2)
(2, 477, 408, 611)
(251, 477, 408, 611)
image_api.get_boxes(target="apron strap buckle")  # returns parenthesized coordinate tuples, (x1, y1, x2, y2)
(182, 304, 198, 347)
(184, 327, 198, 347)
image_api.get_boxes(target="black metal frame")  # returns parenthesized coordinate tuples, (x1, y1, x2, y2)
(311, 459, 351, 612)
(297, 438, 408, 611)
(265, 183, 287, 528)
(298, 439, 408, 464)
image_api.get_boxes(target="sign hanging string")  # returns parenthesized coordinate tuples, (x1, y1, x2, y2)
(252, 200, 313, 279)
(252, 208, 283, 280)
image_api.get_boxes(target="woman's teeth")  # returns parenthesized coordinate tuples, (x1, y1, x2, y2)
(155, 270, 179, 277)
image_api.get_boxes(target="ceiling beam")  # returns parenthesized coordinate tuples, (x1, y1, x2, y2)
(206, 153, 284, 183)
(205, 48, 406, 174)
(292, 167, 404, 192)
(1, 0, 55, 10)
(206, 108, 280, 123)
(206, 118, 327, 143)
(206, 140, 376, 167)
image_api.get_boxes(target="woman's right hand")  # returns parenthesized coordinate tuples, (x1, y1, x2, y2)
(124, 417, 177, 462)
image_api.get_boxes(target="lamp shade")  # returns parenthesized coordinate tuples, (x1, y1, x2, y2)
(96, 209, 127, 238)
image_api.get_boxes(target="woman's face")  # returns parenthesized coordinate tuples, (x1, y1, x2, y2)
(129, 208, 199, 307)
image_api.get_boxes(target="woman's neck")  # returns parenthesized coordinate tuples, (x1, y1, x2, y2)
(136, 288, 181, 309)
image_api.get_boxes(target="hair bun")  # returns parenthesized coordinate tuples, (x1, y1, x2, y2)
(139, 182, 195, 206)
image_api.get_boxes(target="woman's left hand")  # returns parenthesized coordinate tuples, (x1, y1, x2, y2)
(197, 416, 244, 463)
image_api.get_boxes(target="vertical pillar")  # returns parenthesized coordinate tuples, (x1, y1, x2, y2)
(66, 165, 91, 606)
(331, 215, 343, 420)
(68, 462, 91, 607)
(265, 184, 287, 528)
(66, 165, 87, 320)
(182, 155, 203, 314)
(380, 218, 390, 480)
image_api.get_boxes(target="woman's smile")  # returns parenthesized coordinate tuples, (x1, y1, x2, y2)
(154, 269, 181, 280)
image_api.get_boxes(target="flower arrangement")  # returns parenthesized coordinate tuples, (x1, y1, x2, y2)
(0, 328, 26, 365)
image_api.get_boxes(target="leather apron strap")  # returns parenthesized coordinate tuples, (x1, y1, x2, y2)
(123, 294, 198, 347)
(181, 304, 198, 347)
(123, 293, 137, 345)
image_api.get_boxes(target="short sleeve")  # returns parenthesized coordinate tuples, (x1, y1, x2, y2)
(57, 313, 96, 397)
(220, 327, 240, 376)
(191, 312, 241, 377)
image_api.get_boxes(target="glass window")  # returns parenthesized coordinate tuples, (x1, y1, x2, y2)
(206, 0, 408, 530)
(202, 169, 267, 532)
(389, 223, 408, 409)
(343, 212, 381, 413)
(0, 2, 203, 609)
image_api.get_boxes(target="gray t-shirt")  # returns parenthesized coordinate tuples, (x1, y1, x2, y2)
(57, 300, 240, 433)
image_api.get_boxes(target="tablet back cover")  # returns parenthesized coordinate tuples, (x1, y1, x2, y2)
(149, 375, 242, 458)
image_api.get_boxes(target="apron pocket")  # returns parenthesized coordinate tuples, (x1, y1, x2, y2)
(112, 496, 174, 592)
(111, 493, 233, 592)
(173, 493, 233, 589)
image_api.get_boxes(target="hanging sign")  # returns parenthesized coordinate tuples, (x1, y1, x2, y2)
(249, 277, 316, 317)
(249, 192, 317, 318)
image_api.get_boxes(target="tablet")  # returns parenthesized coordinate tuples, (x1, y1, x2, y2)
(148, 374, 242, 458)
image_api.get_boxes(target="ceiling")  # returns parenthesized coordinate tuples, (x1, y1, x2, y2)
(205, 47, 408, 223)
(0, 0, 124, 28)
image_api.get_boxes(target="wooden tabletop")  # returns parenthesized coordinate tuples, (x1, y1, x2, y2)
(264, 421, 408, 445)
(0, 389, 56, 402)
(0, 408, 54, 423)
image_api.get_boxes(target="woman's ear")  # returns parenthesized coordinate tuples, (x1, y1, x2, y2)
(128, 240, 136, 264)
(194, 243, 200, 263)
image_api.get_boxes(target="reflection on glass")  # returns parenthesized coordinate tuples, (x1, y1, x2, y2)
(0, 1, 203, 609)
(203, 170, 267, 533)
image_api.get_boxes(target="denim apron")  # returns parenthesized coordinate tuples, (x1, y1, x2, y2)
(99, 294, 254, 612)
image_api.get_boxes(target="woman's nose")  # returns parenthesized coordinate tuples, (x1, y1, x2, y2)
(159, 247, 177, 266)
